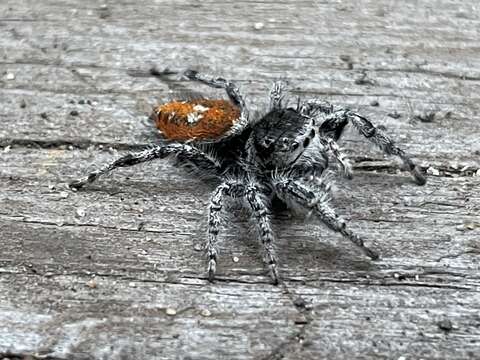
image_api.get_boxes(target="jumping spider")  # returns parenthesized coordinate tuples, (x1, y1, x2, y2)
(70, 70, 426, 284)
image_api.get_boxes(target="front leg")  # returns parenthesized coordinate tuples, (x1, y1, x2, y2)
(346, 111, 426, 185)
(301, 99, 426, 185)
(69, 143, 221, 189)
(319, 136, 353, 179)
(206, 180, 279, 284)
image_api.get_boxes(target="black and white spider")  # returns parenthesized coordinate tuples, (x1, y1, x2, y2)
(69, 70, 426, 284)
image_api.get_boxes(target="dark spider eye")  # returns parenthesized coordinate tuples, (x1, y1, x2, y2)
(303, 137, 310, 147)
(263, 137, 274, 148)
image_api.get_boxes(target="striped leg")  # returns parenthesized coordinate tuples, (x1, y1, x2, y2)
(206, 180, 279, 284)
(268, 81, 287, 111)
(69, 144, 220, 189)
(183, 70, 247, 112)
(347, 111, 426, 185)
(274, 178, 379, 260)
(301, 99, 426, 185)
(319, 137, 353, 179)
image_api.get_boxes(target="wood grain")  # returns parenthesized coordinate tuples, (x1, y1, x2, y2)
(1, 0, 479, 359)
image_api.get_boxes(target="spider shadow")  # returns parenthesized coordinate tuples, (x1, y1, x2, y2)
(220, 198, 378, 275)
(273, 215, 378, 273)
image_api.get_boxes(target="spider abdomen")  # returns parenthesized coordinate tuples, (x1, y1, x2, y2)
(152, 99, 240, 141)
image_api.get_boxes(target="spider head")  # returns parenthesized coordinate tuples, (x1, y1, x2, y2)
(252, 108, 310, 169)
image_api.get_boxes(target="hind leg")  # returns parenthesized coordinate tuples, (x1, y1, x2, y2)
(268, 81, 288, 111)
(183, 70, 247, 112)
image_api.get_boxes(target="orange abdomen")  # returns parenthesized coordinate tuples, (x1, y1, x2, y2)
(152, 99, 241, 141)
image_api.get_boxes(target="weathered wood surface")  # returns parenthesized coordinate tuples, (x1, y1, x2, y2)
(1, 0, 479, 359)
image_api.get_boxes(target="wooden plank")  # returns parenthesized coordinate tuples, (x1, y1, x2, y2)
(1, 0, 479, 165)
(1, 0, 479, 359)
(1, 148, 479, 359)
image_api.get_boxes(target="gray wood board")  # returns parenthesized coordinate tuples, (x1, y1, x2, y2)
(0, 0, 479, 359)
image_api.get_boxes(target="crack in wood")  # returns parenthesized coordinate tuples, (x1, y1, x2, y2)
(371, 67, 480, 82)
(1, 267, 474, 292)
(258, 281, 316, 360)
(0, 138, 150, 151)
(0, 353, 68, 360)
(0, 216, 173, 235)
(1, 139, 478, 177)
(435, 250, 480, 262)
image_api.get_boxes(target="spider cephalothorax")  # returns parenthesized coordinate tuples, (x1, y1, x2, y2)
(70, 70, 426, 284)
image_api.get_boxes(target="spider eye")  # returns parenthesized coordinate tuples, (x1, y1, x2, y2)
(278, 137, 294, 151)
(262, 137, 275, 148)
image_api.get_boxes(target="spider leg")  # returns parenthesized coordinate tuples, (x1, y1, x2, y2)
(183, 70, 247, 112)
(317, 115, 349, 142)
(303, 100, 425, 185)
(206, 180, 279, 284)
(344, 110, 426, 185)
(274, 178, 379, 260)
(299, 99, 335, 121)
(300, 98, 425, 185)
(268, 81, 287, 111)
(69, 144, 220, 189)
(319, 136, 353, 179)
